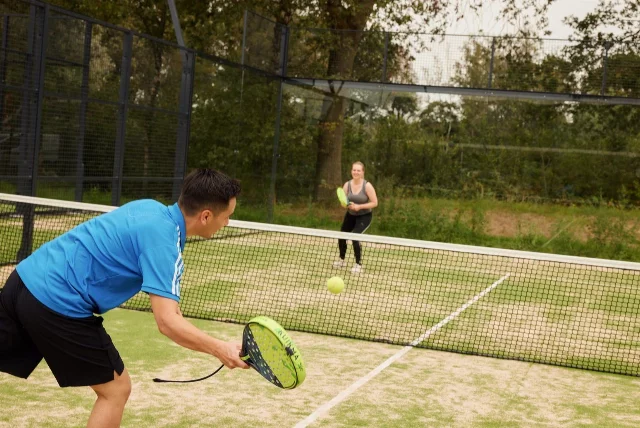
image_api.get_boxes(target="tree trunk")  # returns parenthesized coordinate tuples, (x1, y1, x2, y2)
(312, 36, 360, 201)
(312, 0, 376, 201)
(314, 94, 347, 200)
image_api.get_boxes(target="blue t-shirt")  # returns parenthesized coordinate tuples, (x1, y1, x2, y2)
(16, 200, 186, 318)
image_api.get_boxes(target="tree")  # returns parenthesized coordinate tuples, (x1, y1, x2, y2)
(292, 0, 560, 201)
(44, 0, 562, 203)
(564, 0, 640, 98)
(390, 95, 418, 120)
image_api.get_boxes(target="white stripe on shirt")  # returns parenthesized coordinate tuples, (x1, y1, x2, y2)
(171, 226, 184, 297)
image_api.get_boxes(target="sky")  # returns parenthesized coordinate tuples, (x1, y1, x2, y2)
(397, 0, 606, 110)
(445, 0, 601, 39)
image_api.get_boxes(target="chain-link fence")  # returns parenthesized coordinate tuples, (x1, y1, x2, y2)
(240, 11, 640, 217)
(1, 3, 639, 221)
(283, 22, 640, 98)
(0, 0, 193, 204)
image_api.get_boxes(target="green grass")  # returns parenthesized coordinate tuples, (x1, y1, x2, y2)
(233, 195, 640, 262)
(0, 207, 88, 264)
(4, 182, 640, 261)
(1, 309, 640, 427)
(118, 229, 640, 377)
(3, 210, 639, 377)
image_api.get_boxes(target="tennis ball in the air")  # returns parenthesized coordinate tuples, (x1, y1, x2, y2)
(327, 276, 345, 294)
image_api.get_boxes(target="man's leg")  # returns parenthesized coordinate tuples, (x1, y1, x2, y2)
(88, 369, 131, 428)
(12, 273, 127, 425)
(0, 270, 43, 379)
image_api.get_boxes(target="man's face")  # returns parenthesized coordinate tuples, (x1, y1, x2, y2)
(200, 197, 236, 238)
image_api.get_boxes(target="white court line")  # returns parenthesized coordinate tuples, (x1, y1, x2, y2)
(293, 273, 511, 428)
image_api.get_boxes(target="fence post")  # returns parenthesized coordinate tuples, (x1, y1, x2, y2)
(167, 0, 185, 47)
(17, 4, 49, 261)
(382, 31, 389, 82)
(241, 9, 248, 66)
(601, 40, 612, 96)
(0, 15, 8, 154)
(488, 37, 496, 89)
(172, 50, 195, 202)
(267, 24, 289, 223)
(28, 4, 49, 198)
(17, 6, 40, 197)
(17, 11, 33, 196)
(112, 31, 132, 206)
(75, 21, 92, 202)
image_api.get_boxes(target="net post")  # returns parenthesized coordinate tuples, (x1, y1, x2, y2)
(75, 21, 92, 202)
(16, 202, 35, 262)
(111, 31, 132, 206)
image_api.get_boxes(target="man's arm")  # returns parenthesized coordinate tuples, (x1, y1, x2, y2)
(149, 294, 249, 369)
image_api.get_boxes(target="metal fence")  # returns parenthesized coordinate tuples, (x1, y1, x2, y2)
(1, 2, 639, 216)
(243, 11, 640, 100)
(0, 0, 193, 205)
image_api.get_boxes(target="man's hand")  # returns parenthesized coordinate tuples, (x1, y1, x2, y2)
(215, 341, 249, 369)
(150, 294, 249, 369)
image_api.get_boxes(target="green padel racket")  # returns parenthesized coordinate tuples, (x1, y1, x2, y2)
(153, 316, 305, 389)
(337, 187, 350, 208)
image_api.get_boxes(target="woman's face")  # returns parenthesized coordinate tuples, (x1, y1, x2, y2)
(351, 164, 364, 179)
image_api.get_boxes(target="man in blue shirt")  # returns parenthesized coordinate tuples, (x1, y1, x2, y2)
(0, 168, 249, 427)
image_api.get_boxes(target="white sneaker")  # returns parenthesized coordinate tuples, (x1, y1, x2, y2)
(351, 264, 362, 274)
(333, 259, 346, 268)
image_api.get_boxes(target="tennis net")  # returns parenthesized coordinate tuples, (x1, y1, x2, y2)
(2, 193, 640, 376)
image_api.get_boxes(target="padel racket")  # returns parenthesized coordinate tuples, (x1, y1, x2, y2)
(153, 316, 305, 389)
(337, 187, 350, 208)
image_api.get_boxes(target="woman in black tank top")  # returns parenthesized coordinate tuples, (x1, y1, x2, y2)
(333, 161, 378, 274)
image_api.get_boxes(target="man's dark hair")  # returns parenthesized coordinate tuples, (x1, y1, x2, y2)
(178, 168, 241, 216)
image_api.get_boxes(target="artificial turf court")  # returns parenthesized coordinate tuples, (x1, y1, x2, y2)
(0, 308, 639, 427)
(2, 194, 640, 426)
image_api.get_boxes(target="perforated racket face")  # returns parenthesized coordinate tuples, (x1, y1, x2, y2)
(241, 317, 305, 389)
(336, 188, 348, 208)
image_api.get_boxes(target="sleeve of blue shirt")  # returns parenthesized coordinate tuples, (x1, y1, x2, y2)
(139, 245, 183, 302)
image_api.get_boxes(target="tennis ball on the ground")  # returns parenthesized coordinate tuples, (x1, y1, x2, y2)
(327, 276, 345, 294)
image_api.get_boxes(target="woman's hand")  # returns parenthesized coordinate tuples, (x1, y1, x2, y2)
(350, 203, 361, 212)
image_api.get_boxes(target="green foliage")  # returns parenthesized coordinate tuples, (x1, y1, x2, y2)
(230, 194, 640, 263)
(7, 0, 638, 245)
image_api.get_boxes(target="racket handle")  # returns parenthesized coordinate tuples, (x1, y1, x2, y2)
(152, 364, 225, 383)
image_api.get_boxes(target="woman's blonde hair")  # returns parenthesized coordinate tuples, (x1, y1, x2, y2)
(352, 161, 365, 171)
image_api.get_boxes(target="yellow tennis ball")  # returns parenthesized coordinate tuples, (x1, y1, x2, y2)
(327, 276, 345, 294)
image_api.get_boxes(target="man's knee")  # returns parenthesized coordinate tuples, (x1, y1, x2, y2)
(92, 369, 131, 403)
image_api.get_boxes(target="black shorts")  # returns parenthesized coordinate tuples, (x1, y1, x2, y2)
(0, 270, 124, 387)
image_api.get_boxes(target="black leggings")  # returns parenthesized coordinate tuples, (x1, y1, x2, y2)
(338, 212, 372, 265)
